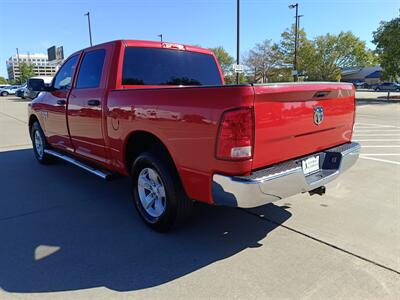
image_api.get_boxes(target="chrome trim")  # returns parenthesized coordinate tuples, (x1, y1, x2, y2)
(212, 142, 360, 208)
(341, 143, 361, 156)
(248, 167, 301, 183)
(44, 149, 112, 180)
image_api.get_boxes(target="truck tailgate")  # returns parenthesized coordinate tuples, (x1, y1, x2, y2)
(252, 83, 355, 170)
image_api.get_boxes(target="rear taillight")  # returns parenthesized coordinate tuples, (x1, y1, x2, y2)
(216, 107, 254, 160)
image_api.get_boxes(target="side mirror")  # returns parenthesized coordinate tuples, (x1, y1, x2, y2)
(27, 78, 46, 92)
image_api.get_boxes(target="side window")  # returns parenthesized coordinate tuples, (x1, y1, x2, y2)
(53, 55, 79, 90)
(76, 49, 106, 89)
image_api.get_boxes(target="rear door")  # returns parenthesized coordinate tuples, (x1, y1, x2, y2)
(41, 54, 80, 152)
(67, 44, 112, 163)
(252, 83, 355, 170)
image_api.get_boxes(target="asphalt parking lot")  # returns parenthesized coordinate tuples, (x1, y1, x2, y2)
(0, 93, 399, 299)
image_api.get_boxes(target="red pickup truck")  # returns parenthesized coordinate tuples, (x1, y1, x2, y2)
(27, 40, 360, 231)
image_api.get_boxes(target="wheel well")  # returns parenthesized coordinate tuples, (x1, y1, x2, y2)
(125, 131, 176, 173)
(28, 114, 39, 135)
(125, 131, 189, 198)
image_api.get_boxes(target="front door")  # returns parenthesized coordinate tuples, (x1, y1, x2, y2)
(42, 54, 80, 152)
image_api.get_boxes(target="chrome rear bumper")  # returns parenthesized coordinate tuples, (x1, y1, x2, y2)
(212, 142, 361, 208)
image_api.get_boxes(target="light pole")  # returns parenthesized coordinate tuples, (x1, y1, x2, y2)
(297, 14, 304, 32)
(289, 3, 299, 82)
(84, 12, 93, 47)
(297, 14, 304, 79)
(158, 34, 163, 42)
(236, 0, 240, 84)
(16, 48, 21, 84)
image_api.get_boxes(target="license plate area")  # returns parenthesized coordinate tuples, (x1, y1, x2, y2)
(302, 155, 320, 175)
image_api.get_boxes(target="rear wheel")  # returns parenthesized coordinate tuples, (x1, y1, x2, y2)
(31, 122, 53, 164)
(1, 91, 8, 96)
(131, 151, 192, 232)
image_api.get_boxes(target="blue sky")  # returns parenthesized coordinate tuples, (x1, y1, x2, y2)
(0, 0, 399, 78)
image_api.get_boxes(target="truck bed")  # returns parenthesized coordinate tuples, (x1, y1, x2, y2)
(107, 82, 355, 203)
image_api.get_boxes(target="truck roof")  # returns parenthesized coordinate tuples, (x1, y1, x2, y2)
(70, 39, 214, 57)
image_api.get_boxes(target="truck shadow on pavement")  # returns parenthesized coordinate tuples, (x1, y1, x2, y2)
(356, 99, 400, 106)
(0, 149, 291, 293)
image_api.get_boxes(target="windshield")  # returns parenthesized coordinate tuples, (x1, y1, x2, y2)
(122, 47, 222, 86)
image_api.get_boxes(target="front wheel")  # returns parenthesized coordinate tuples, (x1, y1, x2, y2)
(1, 91, 8, 96)
(131, 152, 192, 232)
(31, 122, 53, 164)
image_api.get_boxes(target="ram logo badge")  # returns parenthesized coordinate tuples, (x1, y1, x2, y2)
(314, 107, 324, 125)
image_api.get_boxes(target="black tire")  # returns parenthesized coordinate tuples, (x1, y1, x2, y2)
(375, 88, 380, 92)
(31, 122, 53, 164)
(396, 88, 400, 92)
(131, 151, 193, 232)
(1, 91, 8, 96)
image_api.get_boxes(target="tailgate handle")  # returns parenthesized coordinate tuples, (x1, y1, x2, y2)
(313, 91, 330, 98)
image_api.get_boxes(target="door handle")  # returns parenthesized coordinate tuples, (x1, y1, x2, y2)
(56, 99, 66, 105)
(87, 99, 101, 107)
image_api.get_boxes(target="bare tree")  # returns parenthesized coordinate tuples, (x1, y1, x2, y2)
(243, 40, 283, 83)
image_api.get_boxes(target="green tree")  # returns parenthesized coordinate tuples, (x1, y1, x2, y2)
(243, 39, 283, 83)
(0, 76, 7, 84)
(302, 32, 376, 81)
(19, 62, 35, 84)
(224, 73, 248, 84)
(8, 79, 19, 85)
(373, 14, 400, 81)
(280, 24, 309, 67)
(209, 46, 236, 83)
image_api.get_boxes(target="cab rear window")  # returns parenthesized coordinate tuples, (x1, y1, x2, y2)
(122, 47, 222, 86)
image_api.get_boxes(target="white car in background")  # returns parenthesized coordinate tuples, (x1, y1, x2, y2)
(0, 85, 20, 96)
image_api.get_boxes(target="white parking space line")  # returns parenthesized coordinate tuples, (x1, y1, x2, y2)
(359, 153, 400, 156)
(354, 134, 400, 136)
(355, 139, 400, 142)
(355, 127, 400, 129)
(355, 127, 398, 130)
(362, 145, 400, 148)
(353, 121, 400, 165)
(354, 131, 400, 134)
(355, 123, 400, 128)
(359, 156, 400, 166)
(354, 129, 400, 131)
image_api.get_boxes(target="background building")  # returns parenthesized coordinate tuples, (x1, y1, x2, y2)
(6, 53, 58, 81)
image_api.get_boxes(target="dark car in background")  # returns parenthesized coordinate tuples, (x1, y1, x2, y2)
(353, 82, 370, 90)
(374, 82, 400, 92)
(15, 84, 27, 99)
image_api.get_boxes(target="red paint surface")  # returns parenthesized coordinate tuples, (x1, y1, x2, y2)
(29, 40, 355, 204)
